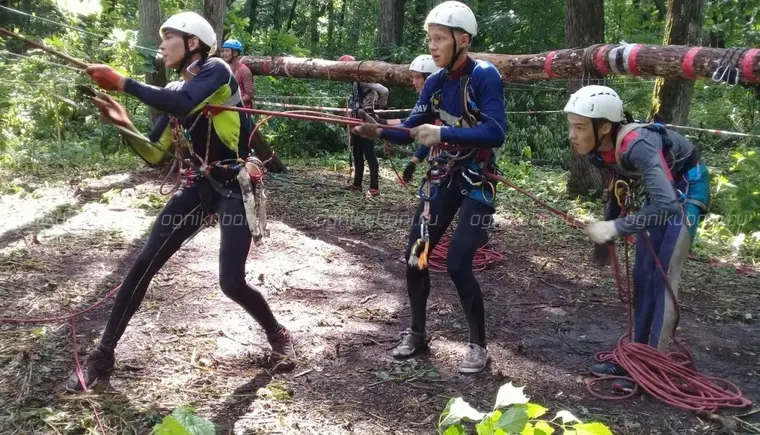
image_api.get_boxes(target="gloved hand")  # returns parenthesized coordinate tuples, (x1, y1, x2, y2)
(402, 161, 416, 183)
(92, 94, 132, 129)
(351, 109, 382, 139)
(584, 220, 618, 244)
(86, 64, 126, 92)
(410, 123, 442, 146)
(589, 243, 611, 266)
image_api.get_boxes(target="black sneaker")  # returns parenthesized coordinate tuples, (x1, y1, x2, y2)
(590, 362, 628, 376)
(267, 326, 296, 372)
(391, 328, 429, 359)
(612, 378, 637, 393)
(64, 348, 115, 393)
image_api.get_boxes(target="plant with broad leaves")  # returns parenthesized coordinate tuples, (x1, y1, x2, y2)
(438, 382, 614, 435)
(150, 407, 216, 435)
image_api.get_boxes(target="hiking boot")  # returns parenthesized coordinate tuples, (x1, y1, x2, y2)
(64, 348, 115, 393)
(267, 326, 296, 372)
(392, 328, 429, 359)
(612, 378, 637, 393)
(366, 188, 380, 197)
(342, 184, 361, 191)
(459, 343, 490, 374)
(590, 361, 628, 376)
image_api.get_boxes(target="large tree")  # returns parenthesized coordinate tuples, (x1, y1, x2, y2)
(565, 0, 606, 197)
(204, 0, 228, 52)
(650, 0, 704, 125)
(137, 0, 166, 123)
(376, 0, 406, 60)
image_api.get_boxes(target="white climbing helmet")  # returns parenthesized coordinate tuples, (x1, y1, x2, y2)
(563, 85, 625, 123)
(160, 12, 217, 55)
(409, 54, 441, 74)
(424, 1, 478, 37)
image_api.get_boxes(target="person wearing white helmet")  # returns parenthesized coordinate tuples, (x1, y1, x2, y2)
(353, 1, 507, 374)
(564, 85, 710, 393)
(401, 54, 442, 182)
(66, 12, 296, 392)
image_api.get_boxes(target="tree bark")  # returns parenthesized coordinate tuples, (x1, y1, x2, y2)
(377, 0, 404, 59)
(650, 0, 704, 125)
(239, 44, 760, 87)
(286, 0, 298, 32)
(309, 0, 321, 54)
(565, 0, 606, 196)
(138, 0, 166, 123)
(204, 0, 228, 53)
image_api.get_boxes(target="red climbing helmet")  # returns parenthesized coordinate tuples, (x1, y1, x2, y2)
(338, 54, 355, 62)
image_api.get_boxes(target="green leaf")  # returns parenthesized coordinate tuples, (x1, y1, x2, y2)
(153, 416, 191, 435)
(475, 411, 502, 435)
(524, 403, 548, 419)
(165, 408, 215, 435)
(495, 407, 529, 433)
(534, 421, 554, 435)
(443, 425, 467, 435)
(553, 410, 581, 425)
(440, 397, 486, 428)
(571, 422, 613, 435)
(493, 382, 530, 410)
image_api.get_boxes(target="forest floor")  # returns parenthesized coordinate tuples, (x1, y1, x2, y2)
(1, 160, 758, 435)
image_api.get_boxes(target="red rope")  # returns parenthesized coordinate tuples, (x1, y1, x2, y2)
(483, 168, 752, 413)
(426, 233, 505, 273)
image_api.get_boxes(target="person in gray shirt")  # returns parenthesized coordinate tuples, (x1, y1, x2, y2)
(338, 54, 389, 197)
(563, 85, 710, 394)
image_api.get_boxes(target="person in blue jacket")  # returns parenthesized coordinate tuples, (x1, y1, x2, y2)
(64, 12, 296, 393)
(564, 85, 710, 392)
(354, 1, 507, 374)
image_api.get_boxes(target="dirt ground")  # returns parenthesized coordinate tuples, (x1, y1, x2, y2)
(1, 164, 758, 435)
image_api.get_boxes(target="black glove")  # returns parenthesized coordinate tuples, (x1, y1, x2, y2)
(402, 161, 416, 183)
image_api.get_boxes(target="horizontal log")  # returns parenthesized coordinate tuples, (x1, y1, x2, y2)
(240, 45, 760, 88)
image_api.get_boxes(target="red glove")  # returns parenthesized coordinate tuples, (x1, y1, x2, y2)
(86, 64, 125, 92)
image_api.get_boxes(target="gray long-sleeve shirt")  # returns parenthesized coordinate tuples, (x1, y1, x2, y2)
(604, 126, 698, 236)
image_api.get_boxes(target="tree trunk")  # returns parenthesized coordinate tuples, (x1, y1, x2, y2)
(309, 0, 321, 54)
(650, 0, 704, 125)
(376, 0, 404, 59)
(565, 0, 606, 197)
(326, 0, 335, 51)
(286, 0, 298, 32)
(239, 44, 760, 87)
(247, 0, 258, 33)
(138, 0, 166, 123)
(204, 0, 228, 53)
(272, 0, 281, 30)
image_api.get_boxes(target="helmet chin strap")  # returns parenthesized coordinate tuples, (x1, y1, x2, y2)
(591, 119, 602, 153)
(446, 28, 465, 71)
(177, 34, 201, 74)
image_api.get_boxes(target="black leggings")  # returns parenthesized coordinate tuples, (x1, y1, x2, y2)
(98, 179, 280, 353)
(351, 133, 379, 189)
(404, 178, 492, 346)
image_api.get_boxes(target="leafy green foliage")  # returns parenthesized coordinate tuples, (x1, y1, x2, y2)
(151, 407, 215, 435)
(438, 383, 613, 435)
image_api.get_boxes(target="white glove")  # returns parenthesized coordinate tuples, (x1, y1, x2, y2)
(410, 124, 442, 146)
(584, 220, 618, 244)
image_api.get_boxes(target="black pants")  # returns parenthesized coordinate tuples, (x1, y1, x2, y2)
(404, 177, 492, 346)
(351, 133, 379, 190)
(98, 178, 280, 353)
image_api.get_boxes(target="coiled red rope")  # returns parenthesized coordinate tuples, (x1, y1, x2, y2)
(483, 169, 752, 413)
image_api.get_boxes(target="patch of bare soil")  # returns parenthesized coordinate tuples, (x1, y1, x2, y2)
(0, 164, 758, 435)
